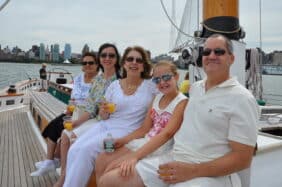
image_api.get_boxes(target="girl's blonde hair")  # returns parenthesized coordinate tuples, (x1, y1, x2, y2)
(153, 61, 178, 76)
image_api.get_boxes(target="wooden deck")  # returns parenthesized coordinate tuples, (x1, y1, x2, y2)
(0, 108, 59, 187)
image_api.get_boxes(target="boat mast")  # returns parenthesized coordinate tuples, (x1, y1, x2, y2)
(201, 0, 244, 40)
(259, 0, 262, 50)
(169, 0, 176, 50)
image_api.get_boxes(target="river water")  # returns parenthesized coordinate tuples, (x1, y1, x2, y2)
(1, 62, 281, 105)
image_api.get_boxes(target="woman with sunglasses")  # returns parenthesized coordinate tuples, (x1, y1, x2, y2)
(31, 52, 99, 177)
(96, 61, 188, 187)
(62, 46, 158, 187)
(52, 43, 121, 187)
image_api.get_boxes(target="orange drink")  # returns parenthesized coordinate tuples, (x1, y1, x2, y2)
(67, 105, 76, 113)
(158, 152, 173, 177)
(159, 171, 171, 177)
(107, 103, 116, 114)
(64, 121, 73, 131)
(63, 116, 73, 131)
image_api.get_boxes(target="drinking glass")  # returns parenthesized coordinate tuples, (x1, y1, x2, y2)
(158, 151, 173, 177)
(63, 116, 73, 131)
(67, 100, 76, 114)
(107, 103, 116, 114)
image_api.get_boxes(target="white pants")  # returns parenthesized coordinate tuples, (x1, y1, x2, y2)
(63, 123, 131, 187)
(63, 118, 97, 141)
(136, 153, 240, 187)
(41, 79, 47, 90)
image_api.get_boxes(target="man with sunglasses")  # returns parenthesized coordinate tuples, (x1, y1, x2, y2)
(156, 34, 259, 187)
(126, 34, 259, 187)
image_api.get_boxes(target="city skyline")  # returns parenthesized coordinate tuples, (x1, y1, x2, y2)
(0, 0, 282, 57)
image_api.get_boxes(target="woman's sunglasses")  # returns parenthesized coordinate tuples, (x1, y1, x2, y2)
(202, 48, 226, 56)
(100, 53, 116, 59)
(152, 74, 174, 84)
(81, 61, 97, 65)
(125, 56, 143, 64)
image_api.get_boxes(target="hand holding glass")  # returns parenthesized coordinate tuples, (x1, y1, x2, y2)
(158, 152, 173, 177)
(67, 100, 76, 114)
(107, 103, 116, 114)
(63, 116, 73, 131)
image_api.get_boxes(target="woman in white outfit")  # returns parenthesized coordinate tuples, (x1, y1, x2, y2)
(30, 52, 99, 177)
(96, 61, 188, 187)
(53, 43, 121, 187)
(62, 46, 158, 187)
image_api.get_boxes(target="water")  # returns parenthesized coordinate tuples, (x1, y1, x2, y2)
(0, 62, 82, 89)
(1, 62, 282, 105)
(177, 69, 282, 106)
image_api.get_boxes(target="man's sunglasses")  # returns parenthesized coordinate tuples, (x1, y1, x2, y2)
(100, 53, 116, 59)
(125, 56, 143, 64)
(202, 48, 226, 56)
(152, 74, 174, 84)
(81, 61, 97, 65)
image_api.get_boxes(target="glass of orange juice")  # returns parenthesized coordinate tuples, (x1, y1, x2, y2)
(158, 152, 173, 177)
(63, 116, 73, 131)
(107, 103, 116, 114)
(67, 100, 76, 114)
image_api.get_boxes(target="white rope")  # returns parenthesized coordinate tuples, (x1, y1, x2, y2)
(159, 0, 194, 38)
(246, 48, 263, 100)
(0, 0, 10, 12)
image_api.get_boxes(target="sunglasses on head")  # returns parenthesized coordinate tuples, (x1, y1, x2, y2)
(202, 48, 226, 56)
(81, 61, 97, 65)
(152, 74, 174, 84)
(100, 53, 116, 59)
(125, 56, 143, 64)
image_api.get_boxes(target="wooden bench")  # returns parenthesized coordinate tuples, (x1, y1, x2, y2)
(28, 90, 66, 131)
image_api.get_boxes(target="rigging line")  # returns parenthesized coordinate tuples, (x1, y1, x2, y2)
(0, 0, 10, 12)
(159, 0, 194, 38)
(202, 22, 241, 34)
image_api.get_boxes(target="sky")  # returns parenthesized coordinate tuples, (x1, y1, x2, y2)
(0, 0, 282, 57)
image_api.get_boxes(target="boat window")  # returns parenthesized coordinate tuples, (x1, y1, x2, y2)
(6, 100, 15, 105)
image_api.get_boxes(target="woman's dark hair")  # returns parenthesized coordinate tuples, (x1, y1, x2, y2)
(120, 46, 152, 79)
(82, 52, 100, 71)
(97, 43, 121, 78)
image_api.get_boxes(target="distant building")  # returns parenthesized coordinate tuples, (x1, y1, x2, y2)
(52, 44, 60, 62)
(45, 45, 51, 61)
(12, 46, 22, 55)
(39, 43, 45, 61)
(32, 45, 40, 57)
(272, 51, 282, 65)
(28, 50, 35, 59)
(17, 51, 25, 57)
(64, 43, 71, 60)
(82, 44, 90, 55)
(3, 46, 11, 54)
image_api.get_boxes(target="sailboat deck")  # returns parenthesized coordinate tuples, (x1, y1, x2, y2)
(0, 108, 58, 187)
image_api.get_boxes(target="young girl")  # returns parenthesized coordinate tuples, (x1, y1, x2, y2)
(95, 61, 188, 187)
